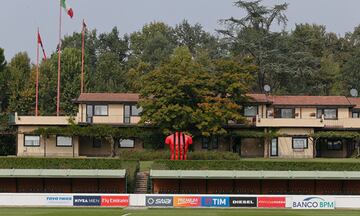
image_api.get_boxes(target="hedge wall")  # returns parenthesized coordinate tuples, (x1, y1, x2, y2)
(151, 159, 360, 171)
(0, 157, 139, 193)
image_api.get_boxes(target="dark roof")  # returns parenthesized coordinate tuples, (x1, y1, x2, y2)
(271, 95, 353, 107)
(347, 97, 360, 109)
(247, 94, 354, 107)
(75, 93, 140, 103)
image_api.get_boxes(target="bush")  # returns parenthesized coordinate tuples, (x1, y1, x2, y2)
(118, 150, 240, 161)
(0, 157, 139, 193)
(152, 159, 360, 171)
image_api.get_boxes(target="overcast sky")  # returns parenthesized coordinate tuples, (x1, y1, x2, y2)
(1, 0, 360, 62)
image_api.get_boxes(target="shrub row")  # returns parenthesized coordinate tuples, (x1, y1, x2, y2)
(118, 150, 240, 161)
(151, 159, 360, 171)
(0, 157, 139, 193)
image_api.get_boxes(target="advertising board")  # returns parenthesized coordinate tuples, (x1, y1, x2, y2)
(292, 196, 335, 209)
(258, 197, 286, 208)
(229, 197, 257, 207)
(173, 196, 201, 207)
(201, 196, 230, 207)
(146, 196, 173, 207)
(100, 195, 129, 207)
(73, 195, 101, 206)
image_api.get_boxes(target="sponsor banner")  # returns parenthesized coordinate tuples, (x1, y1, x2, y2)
(173, 196, 201, 207)
(230, 197, 257, 207)
(45, 196, 73, 206)
(258, 197, 286, 208)
(201, 196, 230, 207)
(292, 196, 335, 209)
(101, 196, 129, 207)
(146, 196, 173, 207)
(73, 195, 101, 206)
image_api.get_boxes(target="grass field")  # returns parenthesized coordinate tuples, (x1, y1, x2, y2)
(2, 208, 360, 216)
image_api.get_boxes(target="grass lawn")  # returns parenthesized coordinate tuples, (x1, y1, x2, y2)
(2, 208, 360, 216)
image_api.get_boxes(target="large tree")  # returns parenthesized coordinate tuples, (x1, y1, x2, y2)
(139, 47, 254, 136)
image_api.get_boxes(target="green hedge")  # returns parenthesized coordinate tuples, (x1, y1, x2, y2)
(0, 157, 139, 193)
(152, 159, 360, 171)
(118, 150, 240, 161)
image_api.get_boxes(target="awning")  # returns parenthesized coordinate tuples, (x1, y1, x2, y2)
(150, 170, 360, 180)
(0, 169, 126, 178)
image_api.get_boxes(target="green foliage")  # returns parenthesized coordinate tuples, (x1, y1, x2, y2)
(0, 157, 139, 192)
(140, 47, 254, 136)
(152, 159, 360, 171)
(117, 150, 240, 161)
(312, 131, 360, 139)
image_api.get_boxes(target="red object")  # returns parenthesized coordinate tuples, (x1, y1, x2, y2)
(37, 31, 47, 60)
(257, 197, 286, 208)
(165, 132, 193, 160)
(67, 8, 74, 18)
(100, 196, 129, 207)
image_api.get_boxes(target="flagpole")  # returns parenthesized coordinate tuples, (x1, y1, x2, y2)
(81, 19, 85, 93)
(56, 0, 62, 116)
(35, 28, 40, 117)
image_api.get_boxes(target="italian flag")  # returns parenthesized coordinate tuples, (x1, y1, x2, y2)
(61, 0, 74, 18)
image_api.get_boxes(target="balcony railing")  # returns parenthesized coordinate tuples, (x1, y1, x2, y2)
(256, 115, 324, 127)
(12, 112, 75, 125)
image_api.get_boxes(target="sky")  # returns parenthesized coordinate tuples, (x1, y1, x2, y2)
(1, 0, 360, 62)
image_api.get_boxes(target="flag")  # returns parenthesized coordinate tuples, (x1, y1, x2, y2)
(61, 0, 74, 18)
(37, 32, 47, 60)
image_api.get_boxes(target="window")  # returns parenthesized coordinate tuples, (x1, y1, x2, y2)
(317, 108, 337, 119)
(352, 112, 360, 118)
(119, 139, 135, 148)
(292, 137, 308, 149)
(270, 138, 278, 156)
(94, 105, 108, 116)
(244, 106, 257, 117)
(131, 105, 142, 116)
(274, 108, 295, 118)
(93, 138, 102, 148)
(56, 136, 72, 147)
(327, 139, 342, 150)
(24, 135, 40, 147)
(201, 136, 219, 150)
(124, 105, 131, 124)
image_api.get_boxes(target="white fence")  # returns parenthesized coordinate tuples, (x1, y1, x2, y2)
(0, 193, 360, 209)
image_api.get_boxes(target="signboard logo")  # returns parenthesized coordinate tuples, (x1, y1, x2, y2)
(173, 196, 201, 207)
(258, 197, 286, 208)
(292, 196, 335, 209)
(201, 197, 229, 207)
(101, 196, 129, 207)
(73, 196, 101, 206)
(146, 196, 173, 207)
(45, 196, 73, 206)
(230, 197, 257, 207)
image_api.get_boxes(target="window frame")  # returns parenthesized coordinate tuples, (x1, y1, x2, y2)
(93, 105, 108, 116)
(92, 138, 102, 148)
(274, 107, 295, 118)
(243, 105, 258, 117)
(24, 135, 41, 147)
(124, 104, 131, 124)
(130, 105, 142, 116)
(270, 138, 278, 156)
(292, 137, 308, 149)
(201, 136, 219, 150)
(352, 111, 360, 118)
(326, 139, 343, 151)
(56, 136, 73, 147)
(316, 108, 338, 120)
(119, 138, 135, 148)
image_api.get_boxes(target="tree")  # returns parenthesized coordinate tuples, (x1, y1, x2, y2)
(218, 0, 289, 93)
(140, 47, 254, 136)
(0, 48, 8, 112)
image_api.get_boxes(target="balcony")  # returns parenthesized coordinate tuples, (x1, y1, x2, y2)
(323, 118, 360, 129)
(255, 115, 324, 128)
(11, 112, 75, 126)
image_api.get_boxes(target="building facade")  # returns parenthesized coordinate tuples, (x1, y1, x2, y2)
(10, 93, 360, 158)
